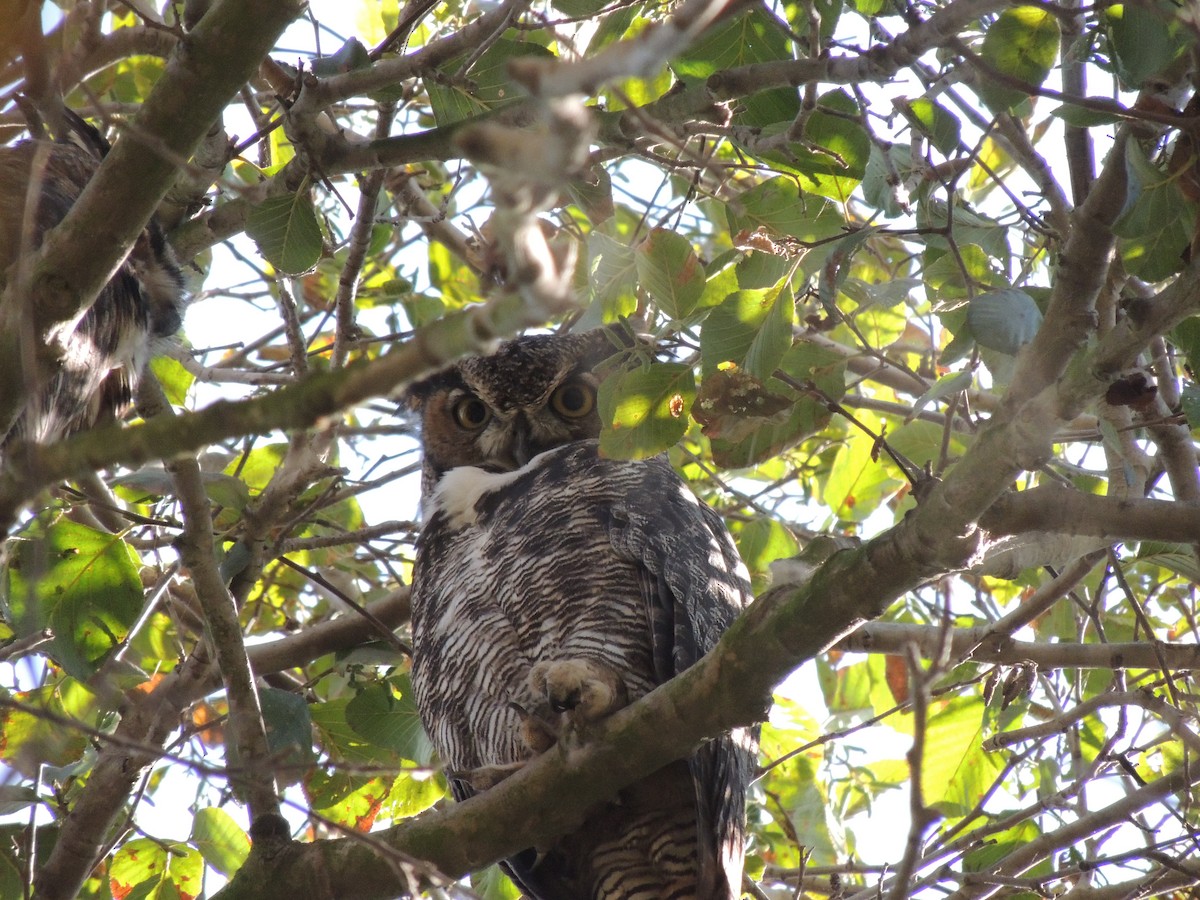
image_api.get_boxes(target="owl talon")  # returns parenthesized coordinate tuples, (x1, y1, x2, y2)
(451, 760, 528, 792)
(529, 659, 628, 724)
(508, 700, 558, 753)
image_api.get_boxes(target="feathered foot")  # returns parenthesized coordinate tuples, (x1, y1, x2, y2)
(528, 658, 628, 725)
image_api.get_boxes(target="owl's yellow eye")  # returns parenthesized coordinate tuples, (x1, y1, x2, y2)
(452, 395, 492, 430)
(550, 379, 596, 419)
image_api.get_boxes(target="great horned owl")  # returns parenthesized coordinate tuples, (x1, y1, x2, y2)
(0, 127, 186, 448)
(406, 330, 756, 900)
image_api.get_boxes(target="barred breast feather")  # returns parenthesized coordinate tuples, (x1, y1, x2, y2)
(410, 440, 755, 900)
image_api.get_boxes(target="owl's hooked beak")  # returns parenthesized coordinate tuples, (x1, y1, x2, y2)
(510, 419, 534, 469)
(507, 411, 562, 469)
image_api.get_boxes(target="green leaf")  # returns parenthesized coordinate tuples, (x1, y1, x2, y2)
(756, 712, 838, 864)
(673, 8, 799, 127)
(566, 164, 615, 226)
(889, 419, 969, 471)
(763, 90, 870, 202)
(401, 293, 446, 329)
(1181, 382, 1200, 430)
(254, 687, 315, 781)
(729, 176, 845, 255)
(801, 91, 871, 195)
(966, 289, 1044, 355)
(1114, 141, 1194, 281)
(427, 241, 482, 308)
(822, 421, 904, 523)
(898, 97, 961, 156)
(0, 785, 39, 816)
(850, 0, 884, 16)
(818, 654, 896, 715)
(225, 443, 288, 495)
(1136, 542, 1200, 583)
(977, 6, 1060, 114)
(635, 229, 706, 319)
(862, 142, 913, 218)
(1049, 103, 1124, 128)
(0, 680, 95, 776)
(424, 39, 555, 126)
(472, 863, 524, 899)
(1169, 317, 1200, 374)
(149, 356, 194, 407)
(191, 807, 251, 877)
(918, 700, 1005, 816)
(384, 768, 444, 819)
(695, 252, 741, 313)
(0, 826, 56, 900)
(784, 0, 844, 42)
(731, 518, 799, 592)
(345, 675, 435, 765)
(735, 250, 793, 291)
(925, 245, 1004, 302)
(918, 199, 1010, 268)
(585, 231, 639, 321)
(585, 2, 639, 54)
(746, 285, 796, 378)
(306, 770, 391, 829)
(598, 362, 696, 459)
(5, 518, 143, 678)
(247, 192, 324, 276)
(109, 838, 203, 900)
(701, 288, 794, 378)
(553, 0, 610, 18)
(912, 370, 973, 417)
(1106, 1, 1190, 88)
(963, 821, 1040, 872)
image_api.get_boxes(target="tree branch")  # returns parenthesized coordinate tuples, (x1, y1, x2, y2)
(0, 291, 577, 533)
(980, 485, 1200, 544)
(31, 655, 212, 899)
(151, 377, 281, 824)
(840, 623, 1200, 671)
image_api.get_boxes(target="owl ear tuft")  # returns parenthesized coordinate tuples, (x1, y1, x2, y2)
(400, 377, 436, 411)
(401, 365, 463, 412)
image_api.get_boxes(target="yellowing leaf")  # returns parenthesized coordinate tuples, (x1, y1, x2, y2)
(978, 6, 1060, 113)
(191, 808, 250, 877)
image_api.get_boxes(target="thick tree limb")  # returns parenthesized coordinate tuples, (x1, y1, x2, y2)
(980, 485, 1200, 544)
(246, 589, 411, 675)
(1001, 130, 1129, 414)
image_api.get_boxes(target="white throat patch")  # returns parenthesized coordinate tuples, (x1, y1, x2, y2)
(429, 450, 555, 529)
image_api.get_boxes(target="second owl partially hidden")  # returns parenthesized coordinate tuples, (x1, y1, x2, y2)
(406, 330, 756, 900)
(0, 124, 186, 449)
